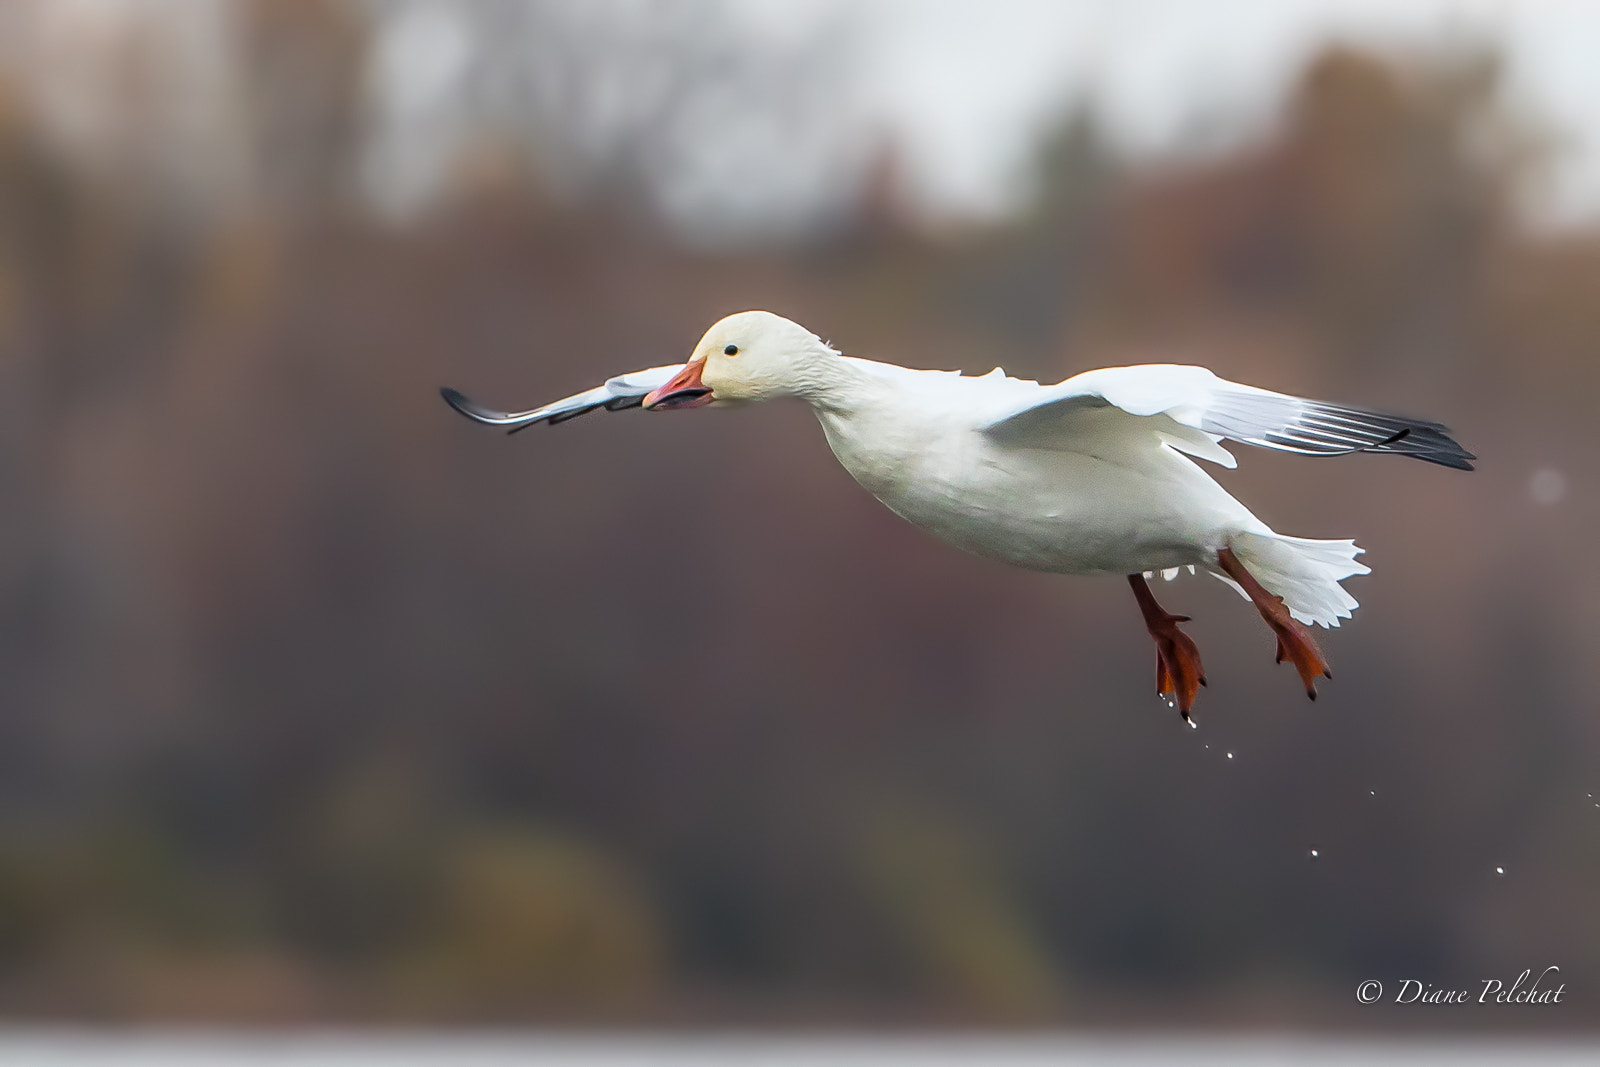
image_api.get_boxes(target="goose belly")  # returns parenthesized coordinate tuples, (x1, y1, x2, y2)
(861, 444, 1231, 576)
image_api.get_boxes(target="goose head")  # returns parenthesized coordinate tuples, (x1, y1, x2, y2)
(644, 311, 836, 409)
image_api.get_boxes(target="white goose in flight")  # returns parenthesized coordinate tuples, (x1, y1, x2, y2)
(443, 311, 1473, 721)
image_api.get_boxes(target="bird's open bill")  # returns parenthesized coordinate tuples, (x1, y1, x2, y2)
(644, 360, 713, 410)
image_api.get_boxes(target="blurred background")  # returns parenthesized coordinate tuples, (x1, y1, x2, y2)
(0, 0, 1595, 1035)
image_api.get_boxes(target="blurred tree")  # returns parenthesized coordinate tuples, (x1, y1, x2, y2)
(396, 826, 662, 1012)
(238, 0, 364, 217)
(1282, 46, 1514, 360)
(1027, 102, 1120, 231)
(359, 0, 866, 240)
(856, 797, 1064, 1017)
(0, 18, 1594, 1027)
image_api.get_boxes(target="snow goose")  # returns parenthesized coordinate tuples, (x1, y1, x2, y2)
(442, 311, 1473, 721)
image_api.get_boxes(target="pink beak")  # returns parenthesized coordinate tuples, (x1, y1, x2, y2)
(644, 361, 714, 410)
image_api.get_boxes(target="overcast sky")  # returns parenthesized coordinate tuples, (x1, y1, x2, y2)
(826, 0, 1600, 226)
(20, 1, 1600, 234)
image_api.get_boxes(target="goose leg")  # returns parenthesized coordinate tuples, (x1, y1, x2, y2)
(1127, 573, 1205, 720)
(1216, 546, 1332, 700)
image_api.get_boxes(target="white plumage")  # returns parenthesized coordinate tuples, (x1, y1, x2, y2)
(443, 310, 1473, 718)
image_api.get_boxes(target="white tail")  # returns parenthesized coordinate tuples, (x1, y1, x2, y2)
(1213, 531, 1370, 627)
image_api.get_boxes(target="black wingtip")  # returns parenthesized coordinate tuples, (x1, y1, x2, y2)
(441, 386, 525, 429)
(440, 386, 476, 420)
(1416, 450, 1476, 472)
(1365, 423, 1477, 470)
(1386, 427, 1477, 470)
(1302, 400, 1477, 470)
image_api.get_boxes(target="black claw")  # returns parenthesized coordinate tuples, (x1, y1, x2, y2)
(1323, 668, 1333, 679)
(1307, 689, 1318, 702)
(1199, 676, 1208, 687)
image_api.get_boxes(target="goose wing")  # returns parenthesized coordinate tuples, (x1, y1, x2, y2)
(440, 365, 685, 433)
(981, 364, 1474, 470)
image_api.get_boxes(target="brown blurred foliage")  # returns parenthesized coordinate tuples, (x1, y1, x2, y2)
(0, 3, 1597, 1028)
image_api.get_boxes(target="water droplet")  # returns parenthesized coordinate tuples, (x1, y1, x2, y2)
(1226, 751, 1234, 759)
(1495, 866, 1505, 876)
(1369, 790, 1376, 796)
(1309, 848, 1320, 859)
(1187, 719, 1197, 730)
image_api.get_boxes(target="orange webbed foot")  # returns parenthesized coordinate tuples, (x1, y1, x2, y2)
(1150, 612, 1207, 719)
(1218, 546, 1333, 701)
(1128, 575, 1206, 721)
(1269, 615, 1331, 699)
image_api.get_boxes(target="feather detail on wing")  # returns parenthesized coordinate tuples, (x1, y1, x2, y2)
(980, 364, 1475, 470)
(441, 365, 684, 433)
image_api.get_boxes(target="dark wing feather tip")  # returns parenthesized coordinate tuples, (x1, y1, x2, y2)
(441, 387, 515, 424)
(1203, 393, 1475, 470)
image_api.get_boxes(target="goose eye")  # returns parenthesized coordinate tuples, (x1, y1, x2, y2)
(723, 344, 739, 356)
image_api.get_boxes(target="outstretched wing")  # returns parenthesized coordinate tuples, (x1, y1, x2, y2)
(981, 364, 1475, 471)
(440, 365, 684, 433)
